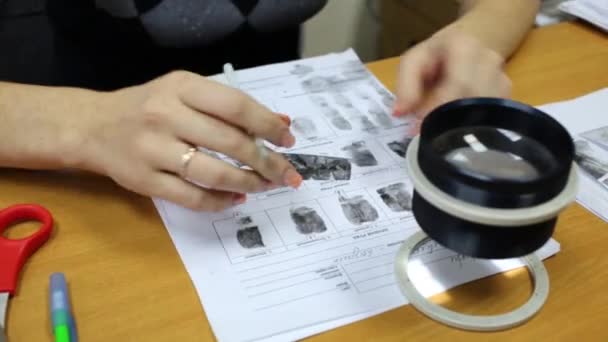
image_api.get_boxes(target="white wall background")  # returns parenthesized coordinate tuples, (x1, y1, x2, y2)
(301, 0, 380, 62)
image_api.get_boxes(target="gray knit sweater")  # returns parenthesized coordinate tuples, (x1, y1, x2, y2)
(93, 0, 327, 47)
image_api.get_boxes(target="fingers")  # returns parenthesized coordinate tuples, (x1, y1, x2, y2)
(100, 70, 300, 213)
(426, 45, 509, 113)
(398, 33, 511, 123)
(149, 172, 244, 212)
(276, 113, 292, 126)
(178, 74, 295, 148)
(408, 38, 477, 117)
(394, 43, 442, 117)
(152, 140, 280, 194)
(168, 104, 302, 188)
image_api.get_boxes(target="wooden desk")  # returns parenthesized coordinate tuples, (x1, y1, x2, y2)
(2, 21, 608, 341)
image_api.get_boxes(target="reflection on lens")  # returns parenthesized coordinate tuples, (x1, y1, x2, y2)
(445, 148, 539, 181)
(433, 126, 556, 182)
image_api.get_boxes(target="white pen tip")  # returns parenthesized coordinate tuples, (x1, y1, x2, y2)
(223, 63, 237, 87)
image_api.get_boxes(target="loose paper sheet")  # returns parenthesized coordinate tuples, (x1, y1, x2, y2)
(153, 49, 560, 342)
(559, 0, 608, 32)
(538, 87, 608, 223)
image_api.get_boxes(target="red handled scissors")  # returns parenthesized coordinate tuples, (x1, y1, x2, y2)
(0, 204, 53, 339)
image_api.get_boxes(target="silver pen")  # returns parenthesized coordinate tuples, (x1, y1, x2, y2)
(223, 63, 268, 160)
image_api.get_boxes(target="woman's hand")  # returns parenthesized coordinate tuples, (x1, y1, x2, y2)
(393, 28, 512, 133)
(79, 70, 302, 211)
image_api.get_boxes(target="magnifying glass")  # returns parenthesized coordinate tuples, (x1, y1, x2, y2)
(394, 97, 578, 331)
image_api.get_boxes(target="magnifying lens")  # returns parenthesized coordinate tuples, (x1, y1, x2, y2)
(394, 97, 578, 331)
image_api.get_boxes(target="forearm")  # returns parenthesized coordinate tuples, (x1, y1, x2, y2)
(440, 0, 541, 59)
(0, 82, 99, 170)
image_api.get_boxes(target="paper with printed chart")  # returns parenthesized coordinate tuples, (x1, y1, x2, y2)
(152, 49, 560, 342)
(537, 87, 608, 223)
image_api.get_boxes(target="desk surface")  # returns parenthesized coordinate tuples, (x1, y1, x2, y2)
(3, 21, 608, 342)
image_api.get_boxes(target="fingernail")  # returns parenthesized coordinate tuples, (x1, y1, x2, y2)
(276, 113, 291, 126)
(392, 104, 401, 116)
(281, 132, 296, 147)
(393, 103, 406, 116)
(233, 193, 246, 205)
(283, 168, 303, 188)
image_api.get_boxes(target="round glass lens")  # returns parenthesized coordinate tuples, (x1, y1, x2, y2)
(432, 126, 557, 182)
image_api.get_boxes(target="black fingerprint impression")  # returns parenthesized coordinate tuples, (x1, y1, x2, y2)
(377, 183, 412, 212)
(282, 153, 352, 180)
(387, 137, 413, 158)
(290, 206, 327, 234)
(237, 226, 265, 249)
(339, 195, 379, 224)
(342, 141, 378, 167)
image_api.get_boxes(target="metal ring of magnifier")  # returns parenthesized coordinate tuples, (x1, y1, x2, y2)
(394, 230, 549, 331)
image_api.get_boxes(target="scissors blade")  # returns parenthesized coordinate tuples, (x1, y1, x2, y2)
(0, 292, 7, 341)
(0, 292, 7, 327)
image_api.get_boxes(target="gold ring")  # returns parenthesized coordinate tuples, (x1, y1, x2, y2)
(179, 146, 197, 179)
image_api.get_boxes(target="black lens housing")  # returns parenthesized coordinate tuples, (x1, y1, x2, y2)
(412, 192, 557, 258)
(412, 98, 575, 258)
(418, 98, 574, 209)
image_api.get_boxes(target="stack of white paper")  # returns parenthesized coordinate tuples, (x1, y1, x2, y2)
(152, 50, 568, 342)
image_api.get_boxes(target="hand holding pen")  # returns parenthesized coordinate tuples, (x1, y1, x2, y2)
(59, 68, 302, 212)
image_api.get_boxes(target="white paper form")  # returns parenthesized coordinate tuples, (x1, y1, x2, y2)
(153, 50, 560, 342)
(538, 88, 608, 222)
